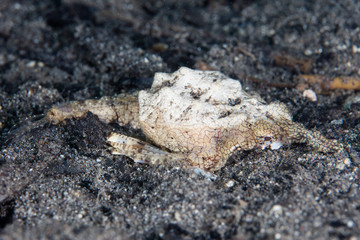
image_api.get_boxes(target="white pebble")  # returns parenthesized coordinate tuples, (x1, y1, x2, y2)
(303, 89, 317, 102)
(225, 180, 235, 188)
(344, 158, 351, 166)
(270, 204, 283, 216)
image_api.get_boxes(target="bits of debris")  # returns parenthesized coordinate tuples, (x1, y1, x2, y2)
(297, 75, 360, 93)
(272, 52, 313, 73)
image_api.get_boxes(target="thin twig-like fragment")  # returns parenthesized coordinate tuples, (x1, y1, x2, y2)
(297, 74, 360, 93)
(273, 53, 313, 73)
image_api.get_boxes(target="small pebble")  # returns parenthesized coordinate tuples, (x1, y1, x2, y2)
(26, 61, 36, 68)
(347, 220, 355, 228)
(303, 89, 317, 102)
(336, 162, 345, 170)
(352, 45, 360, 53)
(344, 158, 351, 166)
(270, 204, 283, 216)
(331, 119, 344, 125)
(225, 180, 235, 188)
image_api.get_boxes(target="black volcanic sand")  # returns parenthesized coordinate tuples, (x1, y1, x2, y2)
(0, 0, 359, 239)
